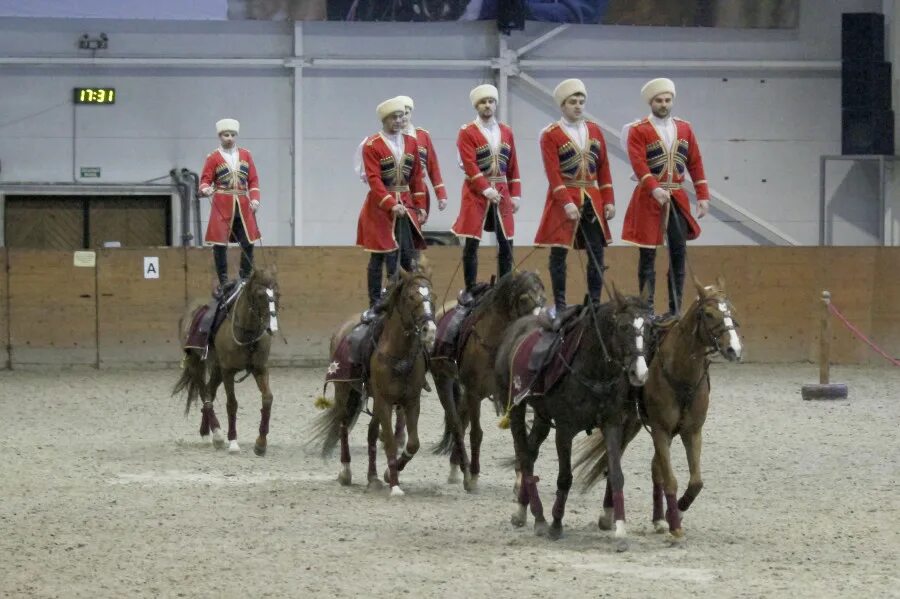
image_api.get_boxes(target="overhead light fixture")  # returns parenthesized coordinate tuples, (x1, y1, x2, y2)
(78, 33, 108, 51)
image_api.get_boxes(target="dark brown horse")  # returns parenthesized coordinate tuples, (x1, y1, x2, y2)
(495, 288, 652, 551)
(173, 267, 280, 456)
(431, 271, 546, 492)
(311, 268, 437, 497)
(575, 276, 742, 541)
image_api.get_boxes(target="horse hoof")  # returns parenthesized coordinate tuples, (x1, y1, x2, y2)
(653, 519, 668, 534)
(212, 429, 226, 450)
(597, 509, 614, 531)
(228, 440, 240, 453)
(390, 485, 405, 497)
(253, 444, 267, 457)
(366, 478, 384, 492)
(337, 465, 352, 486)
(510, 505, 527, 528)
(447, 466, 461, 485)
(464, 474, 479, 493)
(534, 519, 549, 537)
(669, 528, 685, 540)
(200, 434, 211, 445)
(614, 520, 628, 539)
(548, 523, 563, 541)
(615, 539, 629, 553)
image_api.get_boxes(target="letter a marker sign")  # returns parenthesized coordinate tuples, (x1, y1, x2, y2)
(144, 257, 160, 279)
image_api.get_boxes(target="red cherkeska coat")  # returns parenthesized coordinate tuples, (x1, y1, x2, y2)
(534, 120, 614, 248)
(199, 147, 261, 245)
(621, 117, 709, 248)
(451, 121, 521, 241)
(414, 127, 448, 215)
(356, 132, 428, 253)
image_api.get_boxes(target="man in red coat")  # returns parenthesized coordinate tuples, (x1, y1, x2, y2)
(534, 79, 615, 314)
(621, 78, 710, 316)
(397, 95, 448, 218)
(199, 118, 261, 295)
(451, 83, 521, 293)
(357, 97, 428, 308)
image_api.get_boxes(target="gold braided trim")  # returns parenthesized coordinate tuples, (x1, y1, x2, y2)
(214, 189, 249, 195)
(487, 176, 507, 184)
(552, 184, 566, 193)
(639, 173, 653, 183)
(694, 179, 708, 186)
(387, 185, 410, 192)
(660, 182, 682, 191)
(433, 183, 446, 189)
(563, 180, 599, 189)
(378, 195, 393, 206)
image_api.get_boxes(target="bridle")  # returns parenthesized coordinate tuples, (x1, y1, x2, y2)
(231, 278, 279, 348)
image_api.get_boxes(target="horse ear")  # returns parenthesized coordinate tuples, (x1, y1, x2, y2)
(399, 267, 410, 280)
(692, 273, 705, 296)
(715, 275, 726, 291)
(608, 280, 625, 308)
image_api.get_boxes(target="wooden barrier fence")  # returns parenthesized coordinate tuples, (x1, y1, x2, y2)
(0, 246, 897, 368)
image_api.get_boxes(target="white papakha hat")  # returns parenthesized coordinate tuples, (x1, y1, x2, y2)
(469, 84, 498, 107)
(396, 95, 414, 110)
(377, 97, 407, 121)
(553, 79, 587, 106)
(216, 118, 240, 134)
(641, 78, 676, 104)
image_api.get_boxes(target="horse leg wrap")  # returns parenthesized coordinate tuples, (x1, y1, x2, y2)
(517, 475, 529, 506)
(525, 476, 544, 519)
(678, 482, 703, 512)
(227, 412, 237, 441)
(652, 483, 664, 522)
(258, 406, 271, 436)
(339, 424, 351, 464)
(367, 443, 378, 478)
(387, 456, 400, 487)
(471, 447, 481, 476)
(397, 449, 414, 472)
(665, 492, 682, 531)
(551, 490, 569, 522)
(203, 403, 221, 432)
(612, 490, 626, 522)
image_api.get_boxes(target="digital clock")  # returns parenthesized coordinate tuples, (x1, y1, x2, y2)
(73, 88, 116, 104)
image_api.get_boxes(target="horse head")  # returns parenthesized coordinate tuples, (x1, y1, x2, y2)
(692, 275, 742, 362)
(246, 266, 280, 334)
(608, 282, 653, 386)
(385, 267, 437, 352)
(487, 270, 546, 320)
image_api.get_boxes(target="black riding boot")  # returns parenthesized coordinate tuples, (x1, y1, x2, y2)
(462, 238, 480, 291)
(367, 254, 385, 309)
(549, 247, 568, 313)
(213, 246, 229, 296)
(666, 248, 686, 316)
(498, 238, 514, 280)
(239, 244, 254, 280)
(638, 248, 657, 313)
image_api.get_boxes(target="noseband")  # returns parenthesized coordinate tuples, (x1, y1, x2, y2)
(695, 297, 740, 356)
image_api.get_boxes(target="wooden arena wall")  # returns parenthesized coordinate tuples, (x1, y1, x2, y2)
(0, 247, 897, 368)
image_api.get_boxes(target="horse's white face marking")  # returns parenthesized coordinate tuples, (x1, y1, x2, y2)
(629, 317, 649, 385)
(715, 300, 742, 359)
(418, 285, 433, 317)
(266, 287, 279, 332)
(532, 307, 541, 316)
(423, 320, 437, 352)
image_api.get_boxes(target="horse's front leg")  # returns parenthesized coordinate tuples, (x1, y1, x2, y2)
(651, 452, 667, 533)
(396, 399, 420, 474)
(549, 429, 574, 541)
(603, 422, 628, 552)
(206, 365, 226, 449)
(252, 368, 273, 457)
(393, 407, 406, 451)
(366, 413, 382, 491)
(435, 374, 471, 489)
(223, 370, 240, 453)
(374, 399, 404, 497)
(510, 403, 548, 536)
(466, 391, 483, 490)
(678, 430, 704, 514)
(650, 427, 683, 539)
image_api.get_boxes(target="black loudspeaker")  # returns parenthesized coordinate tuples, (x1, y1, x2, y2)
(498, 0, 525, 33)
(842, 61, 892, 109)
(842, 109, 894, 154)
(842, 13, 885, 62)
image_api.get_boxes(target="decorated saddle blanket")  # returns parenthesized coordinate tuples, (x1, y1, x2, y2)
(325, 315, 384, 388)
(431, 282, 494, 363)
(183, 282, 245, 357)
(507, 308, 587, 406)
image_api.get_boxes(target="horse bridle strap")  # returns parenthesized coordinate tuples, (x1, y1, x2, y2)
(694, 297, 740, 355)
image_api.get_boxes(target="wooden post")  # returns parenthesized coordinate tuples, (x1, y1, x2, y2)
(802, 289, 848, 400)
(819, 290, 831, 384)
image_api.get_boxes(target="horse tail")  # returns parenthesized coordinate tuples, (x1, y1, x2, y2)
(308, 383, 364, 458)
(172, 350, 206, 416)
(432, 411, 456, 456)
(572, 430, 609, 492)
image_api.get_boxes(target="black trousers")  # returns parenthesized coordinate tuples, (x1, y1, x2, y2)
(638, 205, 687, 315)
(548, 200, 606, 312)
(367, 217, 415, 308)
(213, 215, 254, 286)
(462, 205, 513, 291)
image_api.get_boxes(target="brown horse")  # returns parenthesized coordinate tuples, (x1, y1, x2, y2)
(496, 289, 652, 551)
(575, 276, 742, 541)
(431, 271, 545, 491)
(311, 268, 437, 497)
(173, 267, 280, 456)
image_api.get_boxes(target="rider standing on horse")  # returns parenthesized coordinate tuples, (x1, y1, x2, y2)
(357, 97, 428, 309)
(534, 79, 616, 316)
(199, 118, 262, 297)
(451, 84, 521, 296)
(620, 78, 710, 317)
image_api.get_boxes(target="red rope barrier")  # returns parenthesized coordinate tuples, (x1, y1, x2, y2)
(828, 303, 900, 367)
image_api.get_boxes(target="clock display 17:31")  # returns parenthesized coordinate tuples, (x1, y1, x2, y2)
(73, 88, 116, 104)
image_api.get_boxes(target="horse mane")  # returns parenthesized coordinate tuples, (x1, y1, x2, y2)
(470, 271, 542, 321)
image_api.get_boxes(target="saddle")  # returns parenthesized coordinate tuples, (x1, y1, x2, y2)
(325, 309, 387, 389)
(432, 282, 494, 363)
(183, 280, 245, 358)
(508, 305, 588, 405)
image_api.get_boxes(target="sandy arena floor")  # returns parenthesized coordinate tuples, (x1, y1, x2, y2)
(0, 363, 897, 598)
